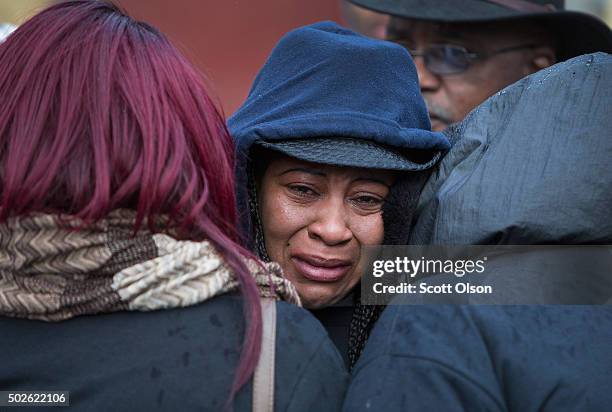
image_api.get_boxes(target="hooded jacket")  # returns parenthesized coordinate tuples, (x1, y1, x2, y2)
(228, 22, 450, 366)
(344, 53, 612, 411)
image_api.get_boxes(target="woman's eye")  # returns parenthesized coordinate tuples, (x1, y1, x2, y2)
(351, 194, 384, 209)
(357, 196, 382, 204)
(288, 184, 318, 197)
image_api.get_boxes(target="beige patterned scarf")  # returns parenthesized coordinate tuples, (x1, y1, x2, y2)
(0, 210, 300, 321)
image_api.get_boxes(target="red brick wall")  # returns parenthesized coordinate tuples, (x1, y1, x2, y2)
(118, 0, 342, 115)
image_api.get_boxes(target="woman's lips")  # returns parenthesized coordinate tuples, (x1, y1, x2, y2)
(290, 254, 352, 283)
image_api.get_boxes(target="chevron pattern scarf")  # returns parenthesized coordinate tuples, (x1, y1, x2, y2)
(0, 210, 300, 321)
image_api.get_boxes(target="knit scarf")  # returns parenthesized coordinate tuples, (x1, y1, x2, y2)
(0, 210, 300, 321)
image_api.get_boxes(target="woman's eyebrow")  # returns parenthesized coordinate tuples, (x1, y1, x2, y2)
(279, 167, 326, 177)
(352, 177, 392, 188)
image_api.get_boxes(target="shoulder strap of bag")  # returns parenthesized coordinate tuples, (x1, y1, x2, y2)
(253, 298, 276, 412)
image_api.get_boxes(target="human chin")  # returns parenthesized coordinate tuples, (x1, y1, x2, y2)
(429, 116, 448, 132)
(292, 278, 356, 309)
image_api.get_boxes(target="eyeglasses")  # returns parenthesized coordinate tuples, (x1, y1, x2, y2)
(397, 43, 537, 75)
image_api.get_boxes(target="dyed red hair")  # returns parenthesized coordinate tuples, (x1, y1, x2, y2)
(0, 0, 261, 405)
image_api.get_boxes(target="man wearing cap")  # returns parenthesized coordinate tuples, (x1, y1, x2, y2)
(349, 0, 612, 131)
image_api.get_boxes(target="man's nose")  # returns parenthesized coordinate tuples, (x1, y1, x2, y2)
(413, 56, 440, 92)
(307, 198, 353, 246)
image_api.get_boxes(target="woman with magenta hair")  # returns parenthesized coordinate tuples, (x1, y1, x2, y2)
(0, 1, 346, 410)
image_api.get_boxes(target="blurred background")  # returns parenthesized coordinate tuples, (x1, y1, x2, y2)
(1, 0, 611, 115)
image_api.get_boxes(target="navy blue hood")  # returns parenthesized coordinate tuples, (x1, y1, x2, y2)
(229, 21, 450, 248)
(229, 21, 449, 152)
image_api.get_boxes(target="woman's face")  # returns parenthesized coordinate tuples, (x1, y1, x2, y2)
(259, 155, 394, 308)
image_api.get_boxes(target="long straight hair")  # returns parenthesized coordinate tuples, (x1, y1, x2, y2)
(0, 0, 261, 405)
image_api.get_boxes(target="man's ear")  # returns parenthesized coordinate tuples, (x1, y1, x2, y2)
(524, 46, 556, 75)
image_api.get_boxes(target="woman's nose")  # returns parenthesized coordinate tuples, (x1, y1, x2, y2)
(307, 197, 352, 246)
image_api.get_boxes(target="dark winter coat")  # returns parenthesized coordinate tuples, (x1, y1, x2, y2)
(1, 294, 348, 411)
(344, 52, 612, 411)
